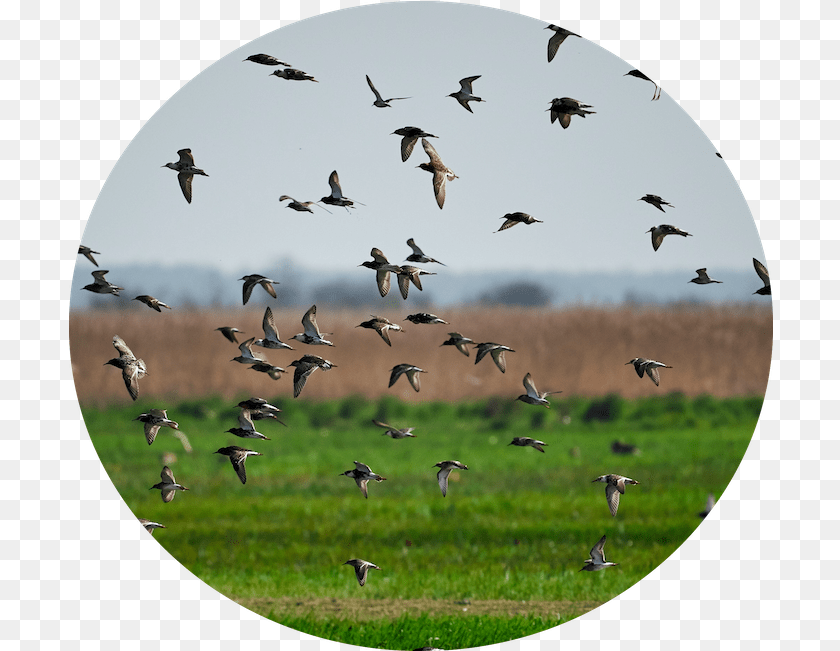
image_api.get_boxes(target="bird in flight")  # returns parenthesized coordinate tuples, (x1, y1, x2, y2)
(625, 357, 672, 387)
(580, 534, 617, 571)
(417, 138, 458, 209)
(752, 258, 771, 295)
(104, 335, 147, 401)
(365, 74, 410, 107)
(624, 69, 661, 100)
(645, 224, 692, 251)
(391, 127, 437, 162)
(162, 149, 208, 204)
(592, 474, 639, 517)
(448, 75, 485, 113)
(243, 53, 290, 66)
(545, 24, 579, 62)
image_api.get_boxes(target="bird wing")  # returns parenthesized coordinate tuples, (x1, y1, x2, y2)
(365, 74, 384, 102)
(260, 279, 277, 299)
(292, 363, 317, 398)
(491, 348, 508, 373)
(696, 269, 710, 281)
(328, 170, 343, 198)
(457, 97, 474, 113)
(523, 373, 539, 399)
(177, 149, 195, 165)
(400, 135, 418, 162)
(431, 169, 447, 209)
(122, 365, 140, 401)
(459, 75, 480, 92)
(144, 423, 160, 446)
(229, 455, 247, 484)
(82, 248, 99, 266)
(651, 230, 665, 251)
(376, 269, 391, 298)
(437, 467, 451, 497)
(372, 420, 392, 430)
(388, 365, 405, 388)
(590, 535, 607, 564)
(705, 493, 716, 512)
(238, 337, 258, 361)
(474, 345, 491, 365)
(753, 258, 770, 286)
(646, 365, 661, 386)
(606, 484, 621, 516)
(559, 113, 571, 129)
(161, 489, 176, 503)
(421, 138, 442, 165)
(397, 272, 411, 300)
(547, 31, 567, 62)
(177, 172, 193, 203)
(112, 335, 135, 359)
(262, 307, 279, 340)
(238, 409, 256, 431)
(406, 368, 422, 392)
(356, 563, 369, 585)
(497, 218, 518, 232)
(371, 248, 390, 264)
(161, 466, 175, 483)
(408, 270, 424, 291)
(354, 460, 374, 474)
(629, 359, 644, 378)
(407, 238, 423, 255)
(302, 305, 320, 337)
(242, 279, 255, 305)
(374, 322, 392, 346)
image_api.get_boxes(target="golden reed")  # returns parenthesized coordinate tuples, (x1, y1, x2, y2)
(70, 304, 772, 406)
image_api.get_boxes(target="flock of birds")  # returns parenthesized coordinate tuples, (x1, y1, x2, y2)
(78, 21, 769, 603)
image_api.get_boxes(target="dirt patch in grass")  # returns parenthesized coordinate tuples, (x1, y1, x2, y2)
(233, 597, 603, 621)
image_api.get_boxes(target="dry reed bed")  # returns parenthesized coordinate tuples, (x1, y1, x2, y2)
(70, 304, 773, 406)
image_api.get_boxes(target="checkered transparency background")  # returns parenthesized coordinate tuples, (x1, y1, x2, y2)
(1, 0, 834, 648)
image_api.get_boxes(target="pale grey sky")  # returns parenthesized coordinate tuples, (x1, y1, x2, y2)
(76, 3, 764, 295)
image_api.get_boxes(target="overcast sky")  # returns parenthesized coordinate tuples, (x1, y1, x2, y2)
(75, 3, 765, 299)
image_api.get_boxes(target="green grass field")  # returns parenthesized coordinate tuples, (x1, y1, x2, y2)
(83, 393, 760, 649)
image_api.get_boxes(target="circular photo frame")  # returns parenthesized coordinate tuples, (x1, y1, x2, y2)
(70, 4, 772, 649)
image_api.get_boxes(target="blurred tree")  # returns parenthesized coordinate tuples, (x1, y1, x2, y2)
(478, 281, 553, 307)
